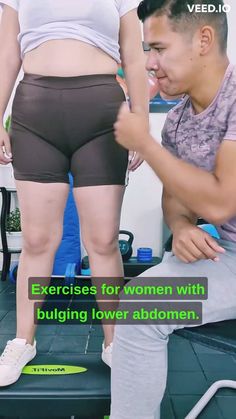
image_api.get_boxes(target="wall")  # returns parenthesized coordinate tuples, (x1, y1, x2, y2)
(120, 114, 166, 257)
(225, 0, 235, 64)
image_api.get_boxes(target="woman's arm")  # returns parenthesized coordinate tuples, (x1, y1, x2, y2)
(119, 9, 149, 170)
(0, 5, 22, 123)
(0, 5, 22, 163)
(119, 9, 149, 117)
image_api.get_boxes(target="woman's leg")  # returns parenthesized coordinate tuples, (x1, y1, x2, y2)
(73, 184, 125, 346)
(68, 76, 128, 352)
(15, 180, 69, 344)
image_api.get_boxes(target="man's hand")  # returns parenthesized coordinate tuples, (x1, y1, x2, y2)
(114, 102, 150, 153)
(0, 125, 12, 164)
(172, 221, 225, 263)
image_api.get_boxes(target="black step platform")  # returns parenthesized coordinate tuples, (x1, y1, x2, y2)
(1, 276, 236, 419)
(0, 353, 110, 418)
(0, 278, 111, 418)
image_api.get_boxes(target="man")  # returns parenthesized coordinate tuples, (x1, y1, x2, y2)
(111, 1, 236, 418)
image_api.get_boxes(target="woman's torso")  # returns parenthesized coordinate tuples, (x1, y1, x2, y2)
(18, 0, 121, 76)
(22, 40, 118, 77)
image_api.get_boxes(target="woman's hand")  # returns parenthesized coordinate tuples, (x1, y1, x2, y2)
(0, 125, 12, 165)
(128, 151, 143, 171)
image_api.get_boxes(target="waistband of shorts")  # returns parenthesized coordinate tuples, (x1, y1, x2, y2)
(20, 72, 118, 89)
(217, 238, 236, 253)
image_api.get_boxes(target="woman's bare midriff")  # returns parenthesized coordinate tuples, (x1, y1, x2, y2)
(22, 39, 118, 76)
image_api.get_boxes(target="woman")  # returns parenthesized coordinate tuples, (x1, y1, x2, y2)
(0, 0, 149, 386)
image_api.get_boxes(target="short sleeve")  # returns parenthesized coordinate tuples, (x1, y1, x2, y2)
(223, 99, 236, 141)
(0, 0, 18, 12)
(119, 0, 140, 17)
(161, 119, 179, 158)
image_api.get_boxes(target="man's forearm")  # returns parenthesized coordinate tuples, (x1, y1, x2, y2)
(0, 55, 22, 124)
(162, 190, 198, 233)
(141, 137, 232, 224)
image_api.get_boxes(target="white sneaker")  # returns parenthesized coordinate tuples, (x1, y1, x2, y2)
(0, 338, 37, 386)
(101, 341, 113, 367)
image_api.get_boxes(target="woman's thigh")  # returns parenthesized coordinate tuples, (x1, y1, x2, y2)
(15, 180, 69, 247)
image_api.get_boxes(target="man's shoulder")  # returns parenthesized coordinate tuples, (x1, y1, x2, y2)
(217, 64, 236, 106)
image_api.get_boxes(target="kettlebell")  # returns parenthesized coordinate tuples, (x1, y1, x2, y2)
(119, 230, 134, 261)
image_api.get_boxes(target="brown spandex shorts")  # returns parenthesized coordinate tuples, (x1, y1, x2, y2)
(10, 73, 128, 187)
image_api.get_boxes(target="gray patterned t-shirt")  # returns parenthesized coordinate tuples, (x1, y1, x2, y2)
(161, 63, 236, 243)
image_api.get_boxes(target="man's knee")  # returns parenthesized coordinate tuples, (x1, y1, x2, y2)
(118, 277, 181, 339)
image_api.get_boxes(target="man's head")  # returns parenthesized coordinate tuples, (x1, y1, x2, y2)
(138, 0, 228, 96)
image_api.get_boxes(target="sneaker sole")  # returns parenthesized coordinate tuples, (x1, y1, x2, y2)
(101, 352, 112, 368)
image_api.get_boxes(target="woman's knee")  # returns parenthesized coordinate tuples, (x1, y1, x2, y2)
(22, 226, 63, 255)
(83, 231, 119, 257)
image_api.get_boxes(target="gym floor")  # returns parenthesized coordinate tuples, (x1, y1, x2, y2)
(0, 278, 236, 419)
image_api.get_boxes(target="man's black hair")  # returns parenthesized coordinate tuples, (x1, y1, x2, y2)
(138, 0, 228, 53)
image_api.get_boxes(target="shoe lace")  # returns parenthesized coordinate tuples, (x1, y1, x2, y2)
(0, 341, 25, 366)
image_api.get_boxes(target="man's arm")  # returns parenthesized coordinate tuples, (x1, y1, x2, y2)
(142, 138, 236, 225)
(162, 188, 198, 232)
(162, 188, 225, 263)
(114, 104, 236, 225)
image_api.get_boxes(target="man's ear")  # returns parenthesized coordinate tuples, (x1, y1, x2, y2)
(199, 25, 215, 55)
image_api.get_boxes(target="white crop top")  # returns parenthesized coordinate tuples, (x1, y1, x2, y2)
(0, 0, 140, 62)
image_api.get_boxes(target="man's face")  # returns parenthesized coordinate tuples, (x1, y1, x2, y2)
(144, 15, 200, 96)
